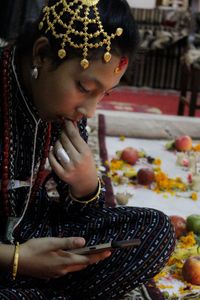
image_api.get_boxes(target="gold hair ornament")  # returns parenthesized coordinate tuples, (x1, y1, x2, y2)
(39, 0, 123, 69)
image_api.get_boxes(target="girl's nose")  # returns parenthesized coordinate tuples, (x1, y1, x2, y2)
(77, 95, 103, 118)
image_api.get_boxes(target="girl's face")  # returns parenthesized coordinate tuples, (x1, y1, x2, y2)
(31, 54, 126, 121)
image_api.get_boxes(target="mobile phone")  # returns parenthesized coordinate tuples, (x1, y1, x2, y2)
(69, 239, 141, 255)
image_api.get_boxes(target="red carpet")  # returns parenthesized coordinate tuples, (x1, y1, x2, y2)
(98, 86, 200, 117)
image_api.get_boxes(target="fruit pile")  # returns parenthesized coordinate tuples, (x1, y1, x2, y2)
(155, 214, 200, 295)
(106, 136, 199, 203)
(107, 146, 160, 189)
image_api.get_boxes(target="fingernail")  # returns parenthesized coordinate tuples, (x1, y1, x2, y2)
(104, 251, 112, 257)
(74, 237, 85, 247)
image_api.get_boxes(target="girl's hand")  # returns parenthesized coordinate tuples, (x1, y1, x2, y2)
(18, 237, 111, 279)
(49, 120, 98, 198)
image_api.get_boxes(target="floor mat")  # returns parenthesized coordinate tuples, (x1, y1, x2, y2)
(98, 86, 200, 117)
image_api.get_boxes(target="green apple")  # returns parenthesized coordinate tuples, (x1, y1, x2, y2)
(186, 215, 200, 235)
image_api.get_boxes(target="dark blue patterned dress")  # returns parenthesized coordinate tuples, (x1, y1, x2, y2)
(0, 46, 176, 299)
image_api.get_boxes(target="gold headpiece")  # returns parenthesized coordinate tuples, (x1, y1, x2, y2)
(39, 0, 123, 69)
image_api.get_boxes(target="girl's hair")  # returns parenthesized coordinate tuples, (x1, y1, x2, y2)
(17, 0, 139, 66)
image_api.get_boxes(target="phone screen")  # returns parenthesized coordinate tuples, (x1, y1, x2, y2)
(69, 239, 141, 255)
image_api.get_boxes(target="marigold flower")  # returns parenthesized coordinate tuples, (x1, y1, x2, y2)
(153, 158, 162, 165)
(179, 231, 196, 248)
(191, 192, 198, 201)
(119, 135, 125, 141)
(192, 143, 200, 151)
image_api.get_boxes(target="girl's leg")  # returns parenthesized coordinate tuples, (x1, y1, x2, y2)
(52, 206, 175, 299)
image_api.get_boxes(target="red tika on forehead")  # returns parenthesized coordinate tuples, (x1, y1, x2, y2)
(114, 57, 128, 74)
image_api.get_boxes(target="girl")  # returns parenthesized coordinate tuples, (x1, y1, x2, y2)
(0, 0, 175, 299)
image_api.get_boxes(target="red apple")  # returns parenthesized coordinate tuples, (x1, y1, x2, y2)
(175, 135, 192, 152)
(137, 168, 155, 185)
(120, 147, 139, 165)
(182, 256, 200, 285)
(169, 215, 187, 238)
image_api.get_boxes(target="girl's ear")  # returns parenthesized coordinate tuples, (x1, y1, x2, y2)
(32, 37, 51, 67)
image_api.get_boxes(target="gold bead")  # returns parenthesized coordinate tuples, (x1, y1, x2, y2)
(43, 7, 48, 13)
(116, 28, 123, 36)
(80, 59, 89, 69)
(81, 0, 100, 7)
(104, 52, 112, 63)
(58, 49, 66, 59)
(39, 22, 44, 31)
(39, 0, 124, 70)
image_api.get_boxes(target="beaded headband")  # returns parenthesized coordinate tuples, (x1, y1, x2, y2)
(39, 0, 123, 69)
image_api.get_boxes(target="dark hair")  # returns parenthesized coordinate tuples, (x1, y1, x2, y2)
(17, 0, 139, 66)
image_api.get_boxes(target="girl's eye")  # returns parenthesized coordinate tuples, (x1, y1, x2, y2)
(77, 81, 90, 93)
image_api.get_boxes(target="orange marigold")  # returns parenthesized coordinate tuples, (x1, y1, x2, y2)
(179, 231, 196, 248)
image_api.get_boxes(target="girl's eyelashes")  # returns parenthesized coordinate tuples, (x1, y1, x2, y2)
(77, 81, 90, 93)
(77, 81, 113, 97)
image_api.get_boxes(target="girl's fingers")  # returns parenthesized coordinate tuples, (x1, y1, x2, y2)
(59, 131, 80, 161)
(63, 120, 88, 153)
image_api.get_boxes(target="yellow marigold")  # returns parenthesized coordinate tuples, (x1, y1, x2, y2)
(110, 159, 124, 171)
(168, 257, 177, 266)
(167, 257, 183, 269)
(179, 231, 196, 248)
(119, 135, 125, 141)
(175, 260, 184, 269)
(154, 270, 167, 281)
(191, 192, 198, 201)
(105, 160, 109, 166)
(154, 171, 187, 193)
(138, 151, 146, 158)
(153, 167, 161, 172)
(153, 158, 162, 165)
(112, 174, 121, 185)
(192, 143, 200, 151)
(157, 284, 174, 289)
(123, 169, 136, 178)
(179, 286, 193, 294)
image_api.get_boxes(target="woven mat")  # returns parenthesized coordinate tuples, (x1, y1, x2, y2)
(102, 112, 200, 139)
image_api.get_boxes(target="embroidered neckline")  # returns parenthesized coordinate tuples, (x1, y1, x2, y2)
(1, 47, 52, 221)
(12, 47, 42, 126)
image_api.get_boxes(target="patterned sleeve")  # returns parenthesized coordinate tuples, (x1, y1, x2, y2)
(51, 118, 105, 209)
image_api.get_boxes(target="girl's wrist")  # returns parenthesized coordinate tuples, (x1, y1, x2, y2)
(0, 244, 15, 271)
(69, 177, 101, 203)
(70, 178, 99, 199)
